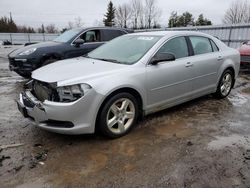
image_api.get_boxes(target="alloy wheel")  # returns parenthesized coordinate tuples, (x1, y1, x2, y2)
(220, 73, 232, 96)
(106, 98, 135, 134)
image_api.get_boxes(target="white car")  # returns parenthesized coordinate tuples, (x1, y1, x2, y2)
(17, 31, 240, 138)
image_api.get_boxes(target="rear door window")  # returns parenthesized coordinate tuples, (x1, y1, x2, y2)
(189, 36, 213, 55)
(210, 39, 219, 52)
(102, 29, 126, 41)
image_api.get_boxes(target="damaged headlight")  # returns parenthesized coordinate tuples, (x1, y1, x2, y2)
(57, 84, 92, 102)
(19, 48, 37, 56)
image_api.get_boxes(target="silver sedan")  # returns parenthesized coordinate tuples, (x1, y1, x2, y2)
(17, 31, 240, 138)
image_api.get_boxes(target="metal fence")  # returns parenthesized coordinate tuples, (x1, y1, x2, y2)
(0, 33, 59, 44)
(1, 23, 250, 48)
(136, 23, 250, 48)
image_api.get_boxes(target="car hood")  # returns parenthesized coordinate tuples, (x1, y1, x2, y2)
(32, 57, 128, 84)
(8, 41, 62, 57)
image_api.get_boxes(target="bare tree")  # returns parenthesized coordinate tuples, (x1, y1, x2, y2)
(45, 24, 58, 33)
(115, 3, 132, 28)
(145, 0, 159, 28)
(68, 21, 74, 29)
(223, 0, 250, 24)
(139, 6, 145, 29)
(93, 19, 104, 27)
(74, 17, 84, 27)
(131, 0, 143, 29)
(67, 17, 84, 29)
(115, 5, 124, 27)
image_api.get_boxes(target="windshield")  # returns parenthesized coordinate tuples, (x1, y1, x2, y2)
(88, 35, 161, 64)
(53, 29, 81, 43)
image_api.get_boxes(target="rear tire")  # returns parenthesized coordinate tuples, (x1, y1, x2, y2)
(214, 69, 234, 99)
(97, 92, 139, 138)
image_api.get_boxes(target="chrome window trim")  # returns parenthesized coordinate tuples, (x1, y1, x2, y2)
(146, 35, 189, 66)
(70, 28, 128, 46)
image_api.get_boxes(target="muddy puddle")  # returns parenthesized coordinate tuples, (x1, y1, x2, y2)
(207, 134, 250, 150)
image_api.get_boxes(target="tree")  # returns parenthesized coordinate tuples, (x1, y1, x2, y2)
(17, 25, 35, 33)
(115, 3, 132, 28)
(45, 24, 58, 33)
(74, 17, 84, 27)
(145, 0, 158, 28)
(168, 11, 178, 28)
(177, 12, 194, 27)
(38, 24, 45, 33)
(223, 0, 250, 24)
(139, 6, 146, 29)
(0, 16, 18, 32)
(131, 0, 143, 29)
(195, 14, 212, 26)
(67, 21, 74, 29)
(60, 28, 68, 33)
(103, 1, 116, 26)
(168, 11, 195, 27)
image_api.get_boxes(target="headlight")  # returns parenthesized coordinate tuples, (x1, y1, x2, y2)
(57, 84, 92, 102)
(19, 48, 37, 56)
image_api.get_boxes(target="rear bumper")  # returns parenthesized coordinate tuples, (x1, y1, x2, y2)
(240, 62, 250, 69)
(240, 55, 250, 68)
(17, 90, 103, 135)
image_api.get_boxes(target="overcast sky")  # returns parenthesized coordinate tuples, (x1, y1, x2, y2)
(0, 0, 237, 29)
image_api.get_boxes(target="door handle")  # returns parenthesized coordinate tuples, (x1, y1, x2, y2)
(185, 62, 193, 67)
(217, 56, 224, 61)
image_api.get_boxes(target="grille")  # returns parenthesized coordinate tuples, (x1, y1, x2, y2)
(9, 57, 17, 66)
(240, 55, 250, 63)
(32, 80, 58, 102)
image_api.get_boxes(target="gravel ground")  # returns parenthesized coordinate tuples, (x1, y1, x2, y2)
(0, 46, 250, 188)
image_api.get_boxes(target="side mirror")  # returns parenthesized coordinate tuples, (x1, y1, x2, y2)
(74, 38, 85, 47)
(150, 52, 175, 65)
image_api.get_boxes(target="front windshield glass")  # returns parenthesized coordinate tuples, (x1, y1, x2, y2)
(88, 35, 161, 64)
(53, 29, 81, 43)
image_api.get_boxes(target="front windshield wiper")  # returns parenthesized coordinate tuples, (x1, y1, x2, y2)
(91, 57, 122, 64)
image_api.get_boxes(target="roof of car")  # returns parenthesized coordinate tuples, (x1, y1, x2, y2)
(77, 27, 133, 32)
(130, 30, 210, 37)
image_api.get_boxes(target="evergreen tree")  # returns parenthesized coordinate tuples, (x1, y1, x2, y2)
(168, 11, 178, 28)
(0, 16, 18, 32)
(176, 12, 194, 27)
(168, 12, 212, 27)
(195, 14, 212, 26)
(103, 1, 116, 26)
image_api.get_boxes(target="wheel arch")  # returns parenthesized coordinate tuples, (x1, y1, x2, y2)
(40, 53, 63, 66)
(95, 87, 144, 130)
(217, 66, 236, 88)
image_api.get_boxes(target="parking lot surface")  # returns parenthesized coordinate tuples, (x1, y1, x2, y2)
(0, 46, 250, 188)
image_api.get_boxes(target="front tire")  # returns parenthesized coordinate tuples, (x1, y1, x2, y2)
(97, 93, 139, 138)
(215, 69, 234, 99)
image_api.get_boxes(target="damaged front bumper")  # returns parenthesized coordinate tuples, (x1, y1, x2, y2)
(17, 90, 102, 135)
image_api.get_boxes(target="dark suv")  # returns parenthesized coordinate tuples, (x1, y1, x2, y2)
(8, 27, 132, 77)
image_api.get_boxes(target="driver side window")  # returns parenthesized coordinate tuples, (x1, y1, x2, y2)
(158, 36, 189, 59)
(78, 30, 101, 43)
